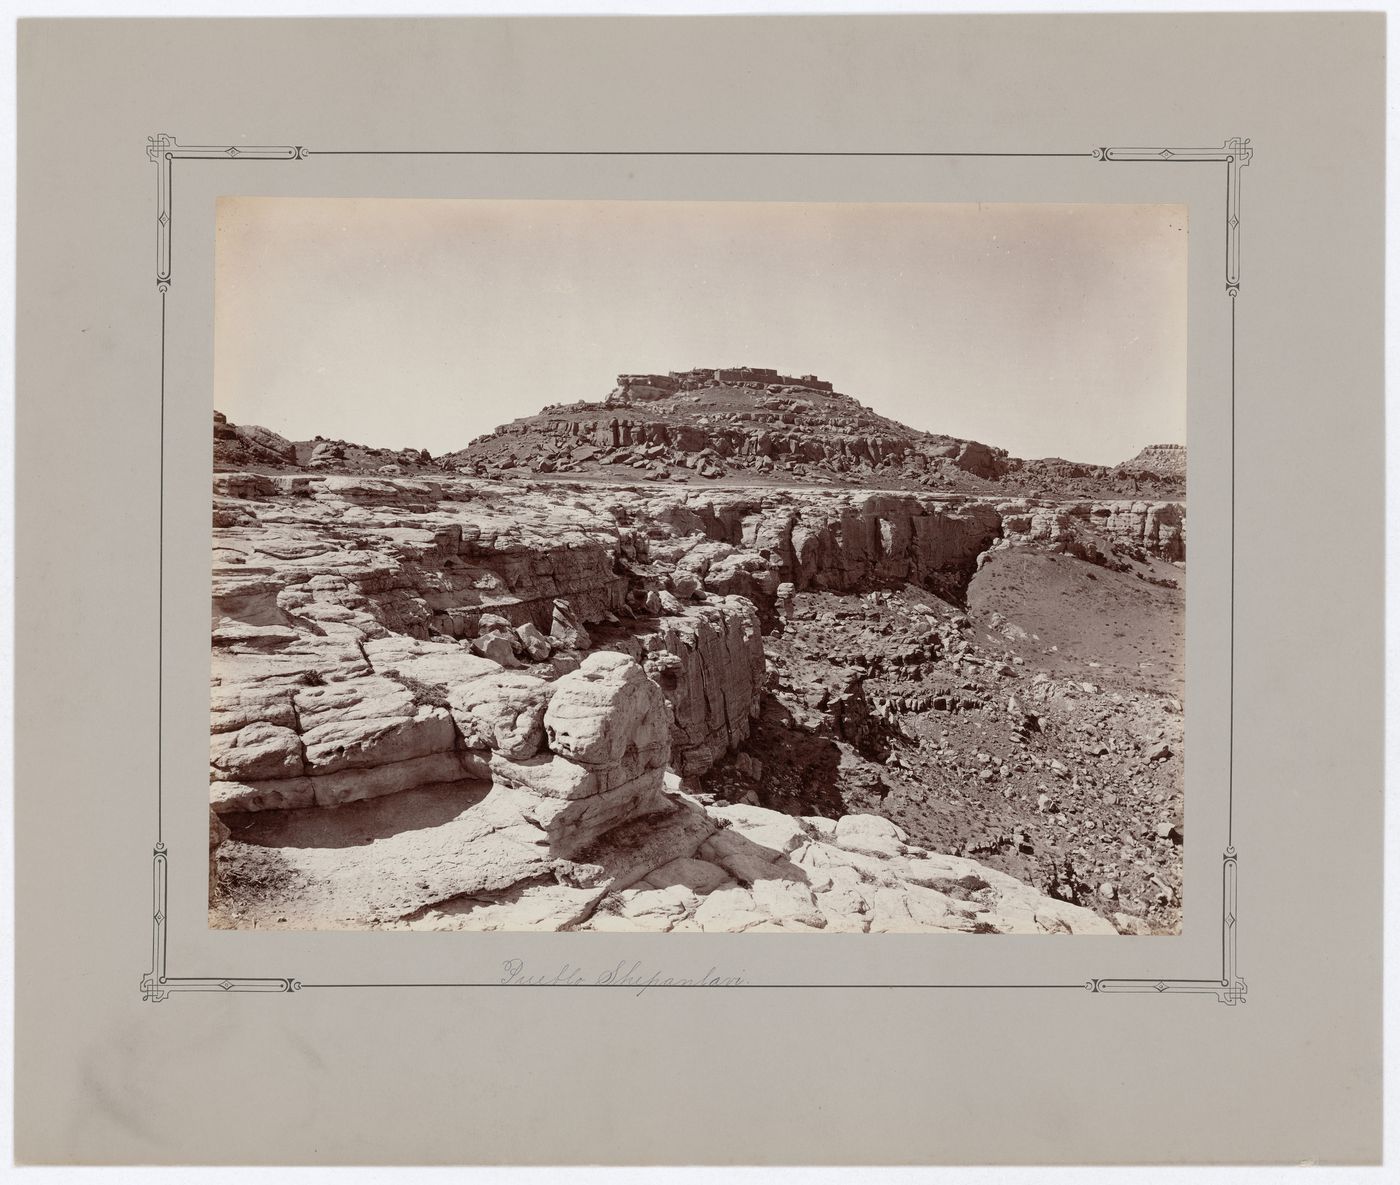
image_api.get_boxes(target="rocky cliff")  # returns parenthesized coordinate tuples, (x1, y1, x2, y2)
(213, 411, 298, 468)
(1121, 443, 1187, 481)
(433, 368, 1185, 498)
(211, 470, 1185, 933)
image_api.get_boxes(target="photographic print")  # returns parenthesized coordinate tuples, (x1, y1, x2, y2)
(17, 11, 1387, 1168)
(209, 198, 1186, 935)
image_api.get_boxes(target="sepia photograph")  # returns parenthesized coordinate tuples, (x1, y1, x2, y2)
(14, 8, 1389, 1169)
(208, 197, 1187, 935)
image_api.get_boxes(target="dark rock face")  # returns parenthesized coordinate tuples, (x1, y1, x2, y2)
(212, 410, 298, 467)
(954, 441, 1003, 480)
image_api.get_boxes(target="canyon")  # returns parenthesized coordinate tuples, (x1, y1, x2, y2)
(211, 369, 1185, 934)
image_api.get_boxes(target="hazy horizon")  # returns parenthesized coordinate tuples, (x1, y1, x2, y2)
(215, 198, 1186, 466)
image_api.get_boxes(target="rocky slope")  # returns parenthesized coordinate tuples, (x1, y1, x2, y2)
(1122, 443, 1187, 481)
(213, 411, 298, 468)
(210, 470, 1185, 933)
(213, 410, 442, 476)
(436, 368, 1185, 498)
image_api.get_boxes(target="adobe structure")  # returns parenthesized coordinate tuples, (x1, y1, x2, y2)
(609, 366, 836, 404)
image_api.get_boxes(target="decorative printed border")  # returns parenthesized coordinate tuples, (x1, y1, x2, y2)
(143, 137, 1248, 1005)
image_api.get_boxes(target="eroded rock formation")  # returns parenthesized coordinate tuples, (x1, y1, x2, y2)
(211, 469, 1184, 933)
(430, 369, 1184, 498)
(211, 351, 1190, 942)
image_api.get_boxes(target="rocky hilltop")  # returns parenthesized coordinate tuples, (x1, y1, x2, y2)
(1124, 443, 1187, 480)
(433, 367, 1184, 498)
(213, 411, 442, 477)
(213, 410, 298, 468)
(211, 465, 1185, 934)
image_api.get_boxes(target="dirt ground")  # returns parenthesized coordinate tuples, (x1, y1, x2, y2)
(700, 543, 1185, 933)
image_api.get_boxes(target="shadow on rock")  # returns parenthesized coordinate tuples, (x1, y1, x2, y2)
(220, 779, 492, 850)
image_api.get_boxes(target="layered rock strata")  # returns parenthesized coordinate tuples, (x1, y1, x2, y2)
(594, 598, 765, 777)
(435, 369, 1184, 498)
(994, 499, 1186, 564)
(213, 783, 1115, 934)
(211, 471, 1185, 933)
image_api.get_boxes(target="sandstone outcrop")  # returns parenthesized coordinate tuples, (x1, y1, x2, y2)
(486, 651, 672, 857)
(1121, 443, 1187, 480)
(213, 410, 297, 468)
(211, 437, 1185, 933)
(633, 489, 1005, 604)
(435, 369, 1184, 498)
(994, 499, 1186, 563)
(213, 780, 1115, 933)
(595, 597, 765, 776)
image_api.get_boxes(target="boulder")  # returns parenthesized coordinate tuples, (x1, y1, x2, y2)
(449, 672, 554, 760)
(544, 651, 669, 773)
(301, 706, 457, 775)
(833, 814, 909, 859)
(471, 615, 522, 667)
(515, 622, 552, 662)
(469, 653, 675, 858)
(670, 571, 701, 600)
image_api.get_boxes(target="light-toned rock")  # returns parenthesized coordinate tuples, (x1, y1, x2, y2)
(642, 856, 733, 895)
(301, 706, 456, 775)
(489, 752, 599, 801)
(211, 749, 485, 814)
(550, 599, 591, 650)
(697, 826, 804, 887)
(293, 675, 414, 731)
(749, 877, 826, 927)
(209, 472, 1173, 935)
(544, 651, 669, 772)
(833, 813, 909, 858)
(210, 685, 297, 734)
(450, 653, 678, 859)
(515, 622, 552, 661)
(709, 803, 808, 855)
(209, 721, 305, 782)
(472, 632, 520, 667)
(599, 597, 764, 776)
(361, 636, 500, 688)
(693, 885, 768, 932)
(449, 672, 553, 760)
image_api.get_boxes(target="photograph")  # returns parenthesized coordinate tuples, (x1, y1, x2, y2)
(13, 8, 1387, 1170)
(208, 197, 1187, 935)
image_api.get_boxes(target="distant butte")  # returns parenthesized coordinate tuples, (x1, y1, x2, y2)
(434, 367, 1186, 498)
(212, 367, 1185, 499)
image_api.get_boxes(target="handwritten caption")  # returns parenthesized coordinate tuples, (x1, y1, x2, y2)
(500, 957, 746, 996)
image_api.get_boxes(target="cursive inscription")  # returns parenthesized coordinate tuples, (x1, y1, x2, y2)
(500, 957, 746, 996)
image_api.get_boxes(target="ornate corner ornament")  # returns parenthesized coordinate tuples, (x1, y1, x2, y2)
(146, 133, 304, 288)
(140, 843, 300, 1002)
(1086, 848, 1246, 1005)
(1096, 137, 1252, 295)
(145, 136, 1248, 1004)
(143, 134, 304, 1000)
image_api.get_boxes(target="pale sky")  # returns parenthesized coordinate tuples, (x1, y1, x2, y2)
(215, 198, 1185, 466)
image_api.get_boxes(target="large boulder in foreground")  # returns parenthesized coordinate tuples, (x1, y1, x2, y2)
(543, 650, 670, 774)
(449, 671, 554, 760)
(489, 652, 672, 858)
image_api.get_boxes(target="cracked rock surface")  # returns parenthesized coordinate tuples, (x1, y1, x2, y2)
(211, 445, 1184, 934)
